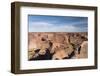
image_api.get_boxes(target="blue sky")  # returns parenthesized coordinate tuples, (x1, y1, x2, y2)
(28, 15, 88, 32)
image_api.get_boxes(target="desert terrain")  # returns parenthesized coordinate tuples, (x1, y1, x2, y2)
(28, 32, 88, 60)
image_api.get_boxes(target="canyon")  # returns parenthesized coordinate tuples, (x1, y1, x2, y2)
(28, 32, 88, 60)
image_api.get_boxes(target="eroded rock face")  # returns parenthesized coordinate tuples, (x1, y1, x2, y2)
(75, 41, 88, 58)
(52, 43, 74, 60)
(28, 32, 88, 60)
(52, 48, 69, 60)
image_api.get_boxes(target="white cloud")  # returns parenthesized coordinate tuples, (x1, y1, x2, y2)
(29, 21, 87, 32)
